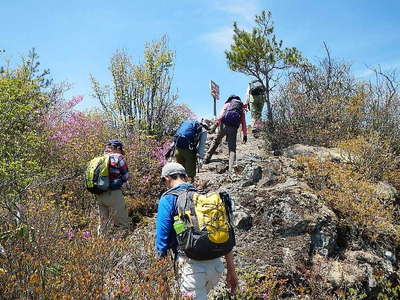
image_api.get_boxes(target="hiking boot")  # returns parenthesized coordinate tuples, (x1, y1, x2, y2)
(204, 157, 211, 164)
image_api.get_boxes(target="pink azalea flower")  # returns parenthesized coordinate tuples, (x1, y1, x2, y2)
(122, 285, 131, 293)
(182, 291, 195, 298)
(82, 231, 91, 239)
(66, 231, 74, 240)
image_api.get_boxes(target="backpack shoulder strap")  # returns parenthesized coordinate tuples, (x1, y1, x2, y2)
(164, 186, 197, 214)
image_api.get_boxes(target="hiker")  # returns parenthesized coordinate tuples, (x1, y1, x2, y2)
(95, 139, 130, 236)
(246, 80, 265, 135)
(155, 162, 238, 299)
(167, 119, 208, 183)
(204, 95, 247, 172)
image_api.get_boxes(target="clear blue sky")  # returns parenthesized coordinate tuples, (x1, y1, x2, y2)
(1, 0, 399, 119)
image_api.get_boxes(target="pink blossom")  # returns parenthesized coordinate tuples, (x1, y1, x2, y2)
(66, 231, 74, 240)
(152, 141, 171, 166)
(182, 291, 195, 298)
(139, 175, 151, 185)
(122, 285, 131, 293)
(262, 292, 269, 299)
(82, 231, 91, 239)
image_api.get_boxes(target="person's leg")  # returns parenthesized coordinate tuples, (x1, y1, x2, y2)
(204, 124, 226, 163)
(226, 126, 238, 172)
(175, 147, 185, 166)
(178, 257, 208, 300)
(254, 96, 264, 122)
(96, 193, 111, 236)
(182, 148, 197, 179)
(251, 95, 264, 127)
(109, 189, 130, 231)
(204, 258, 225, 294)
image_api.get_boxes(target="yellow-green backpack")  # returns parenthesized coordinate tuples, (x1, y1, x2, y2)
(85, 154, 110, 194)
(168, 188, 235, 260)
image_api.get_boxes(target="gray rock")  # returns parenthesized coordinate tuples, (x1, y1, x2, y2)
(233, 211, 253, 230)
(384, 250, 396, 264)
(0, 243, 5, 257)
(241, 165, 262, 187)
(310, 215, 338, 257)
(215, 163, 228, 174)
(313, 254, 379, 290)
(374, 181, 397, 202)
(345, 250, 394, 274)
(283, 144, 351, 163)
(266, 177, 310, 193)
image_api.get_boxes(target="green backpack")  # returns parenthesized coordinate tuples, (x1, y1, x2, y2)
(85, 154, 110, 194)
(167, 188, 235, 260)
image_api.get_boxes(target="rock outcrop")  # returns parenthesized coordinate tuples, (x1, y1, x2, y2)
(199, 132, 399, 298)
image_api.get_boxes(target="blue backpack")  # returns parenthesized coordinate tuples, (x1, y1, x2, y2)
(174, 120, 202, 150)
(222, 99, 243, 128)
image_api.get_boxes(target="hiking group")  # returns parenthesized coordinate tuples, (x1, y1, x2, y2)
(84, 91, 264, 299)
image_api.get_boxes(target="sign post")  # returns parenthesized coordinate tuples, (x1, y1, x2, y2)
(210, 80, 220, 118)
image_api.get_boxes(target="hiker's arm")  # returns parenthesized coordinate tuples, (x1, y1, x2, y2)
(240, 109, 248, 136)
(155, 195, 174, 258)
(197, 130, 208, 159)
(224, 251, 238, 293)
(119, 157, 129, 182)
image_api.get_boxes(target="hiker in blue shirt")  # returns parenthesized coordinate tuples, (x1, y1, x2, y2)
(155, 162, 238, 299)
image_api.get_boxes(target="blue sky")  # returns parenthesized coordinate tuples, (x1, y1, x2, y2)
(1, 0, 399, 119)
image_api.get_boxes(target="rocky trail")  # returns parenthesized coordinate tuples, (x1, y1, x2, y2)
(121, 128, 398, 299)
(194, 128, 398, 298)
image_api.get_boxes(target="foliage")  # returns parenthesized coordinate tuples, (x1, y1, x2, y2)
(122, 135, 168, 217)
(212, 266, 287, 299)
(163, 103, 197, 135)
(268, 47, 400, 153)
(0, 62, 50, 209)
(336, 132, 394, 181)
(225, 10, 302, 131)
(268, 49, 359, 149)
(0, 191, 178, 299)
(42, 95, 167, 215)
(42, 96, 114, 208)
(297, 155, 400, 245)
(363, 68, 400, 152)
(91, 35, 192, 136)
(376, 275, 400, 300)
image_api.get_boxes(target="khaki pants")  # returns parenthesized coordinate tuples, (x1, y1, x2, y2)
(96, 189, 130, 235)
(177, 256, 224, 300)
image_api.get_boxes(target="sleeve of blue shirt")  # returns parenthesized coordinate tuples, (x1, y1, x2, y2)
(155, 194, 175, 258)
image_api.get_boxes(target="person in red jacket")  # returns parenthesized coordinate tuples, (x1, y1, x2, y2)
(204, 95, 247, 172)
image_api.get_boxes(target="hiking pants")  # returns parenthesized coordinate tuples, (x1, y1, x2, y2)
(248, 94, 264, 127)
(175, 147, 197, 178)
(96, 189, 130, 235)
(205, 123, 238, 171)
(177, 256, 224, 300)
